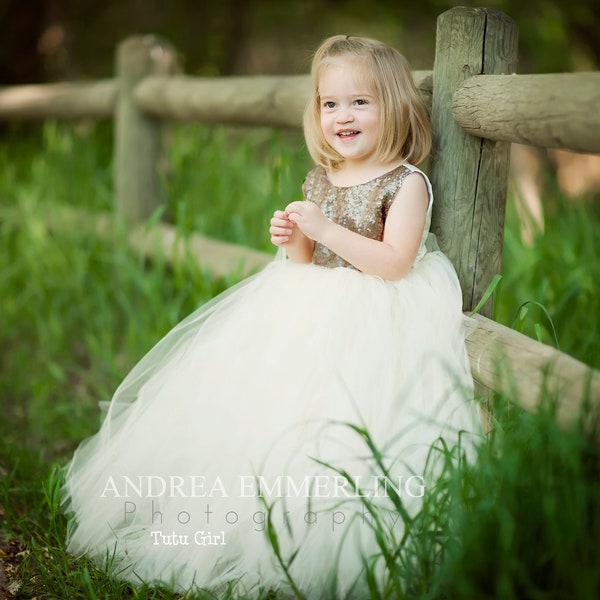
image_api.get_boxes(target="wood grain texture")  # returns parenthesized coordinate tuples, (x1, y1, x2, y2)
(430, 7, 518, 315)
(453, 72, 600, 153)
(114, 36, 177, 223)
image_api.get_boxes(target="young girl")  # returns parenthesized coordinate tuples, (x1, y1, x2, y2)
(63, 35, 481, 597)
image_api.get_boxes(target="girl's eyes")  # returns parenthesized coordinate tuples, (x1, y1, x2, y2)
(322, 99, 368, 109)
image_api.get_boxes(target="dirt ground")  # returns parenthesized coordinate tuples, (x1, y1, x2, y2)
(0, 528, 23, 600)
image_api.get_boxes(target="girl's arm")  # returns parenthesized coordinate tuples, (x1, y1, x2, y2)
(286, 173, 428, 280)
(270, 210, 315, 263)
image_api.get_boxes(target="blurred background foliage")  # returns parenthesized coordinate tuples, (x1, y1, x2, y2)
(1, 0, 599, 87)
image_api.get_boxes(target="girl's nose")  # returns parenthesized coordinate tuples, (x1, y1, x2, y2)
(336, 109, 355, 123)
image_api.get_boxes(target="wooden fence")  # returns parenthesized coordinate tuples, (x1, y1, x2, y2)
(1, 6, 599, 427)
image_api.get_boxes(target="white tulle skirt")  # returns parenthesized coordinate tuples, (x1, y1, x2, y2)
(62, 247, 482, 597)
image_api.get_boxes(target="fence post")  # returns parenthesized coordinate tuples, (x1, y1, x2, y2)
(430, 7, 518, 316)
(115, 36, 177, 223)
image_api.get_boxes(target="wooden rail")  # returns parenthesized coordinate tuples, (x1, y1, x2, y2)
(453, 73, 600, 153)
(467, 314, 600, 428)
(0, 73, 432, 127)
(0, 79, 116, 120)
(134, 71, 433, 127)
(0, 7, 598, 425)
(5, 70, 600, 154)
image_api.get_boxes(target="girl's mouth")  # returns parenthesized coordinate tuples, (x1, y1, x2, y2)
(337, 130, 360, 138)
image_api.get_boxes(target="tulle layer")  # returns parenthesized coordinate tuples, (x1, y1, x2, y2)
(62, 251, 482, 597)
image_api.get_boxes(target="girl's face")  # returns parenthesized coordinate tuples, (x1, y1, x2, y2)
(318, 58, 381, 169)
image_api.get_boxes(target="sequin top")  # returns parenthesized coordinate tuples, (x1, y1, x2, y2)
(302, 164, 432, 270)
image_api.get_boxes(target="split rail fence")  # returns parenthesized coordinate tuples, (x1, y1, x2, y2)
(1, 6, 599, 427)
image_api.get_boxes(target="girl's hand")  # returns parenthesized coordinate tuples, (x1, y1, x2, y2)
(270, 210, 294, 247)
(285, 201, 331, 242)
(269, 208, 315, 263)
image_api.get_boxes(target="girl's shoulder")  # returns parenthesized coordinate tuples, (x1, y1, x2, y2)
(400, 163, 434, 210)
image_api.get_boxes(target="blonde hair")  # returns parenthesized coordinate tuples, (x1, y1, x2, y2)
(303, 35, 431, 170)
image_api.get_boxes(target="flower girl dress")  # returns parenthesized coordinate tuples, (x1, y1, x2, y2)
(63, 163, 481, 596)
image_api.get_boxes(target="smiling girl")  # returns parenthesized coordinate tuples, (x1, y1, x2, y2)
(63, 35, 481, 597)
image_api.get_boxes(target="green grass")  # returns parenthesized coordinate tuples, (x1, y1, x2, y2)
(497, 176, 600, 368)
(0, 121, 599, 598)
(163, 124, 310, 252)
(271, 405, 600, 599)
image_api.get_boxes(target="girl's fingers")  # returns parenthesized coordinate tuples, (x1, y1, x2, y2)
(270, 210, 294, 245)
(270, 218, 291, 228)
(270, 225, 293, 235)
(271, 234, 290, 246)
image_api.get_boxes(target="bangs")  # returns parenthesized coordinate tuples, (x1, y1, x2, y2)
(316, 54, 376, 96)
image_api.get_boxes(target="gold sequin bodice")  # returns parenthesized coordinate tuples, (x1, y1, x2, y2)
(302, 164, 426, 270)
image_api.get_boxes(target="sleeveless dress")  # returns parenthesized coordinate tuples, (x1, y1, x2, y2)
(62, 163, 482, 597)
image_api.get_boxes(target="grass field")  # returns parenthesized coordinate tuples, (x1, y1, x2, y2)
(0, 121, 599, 598)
